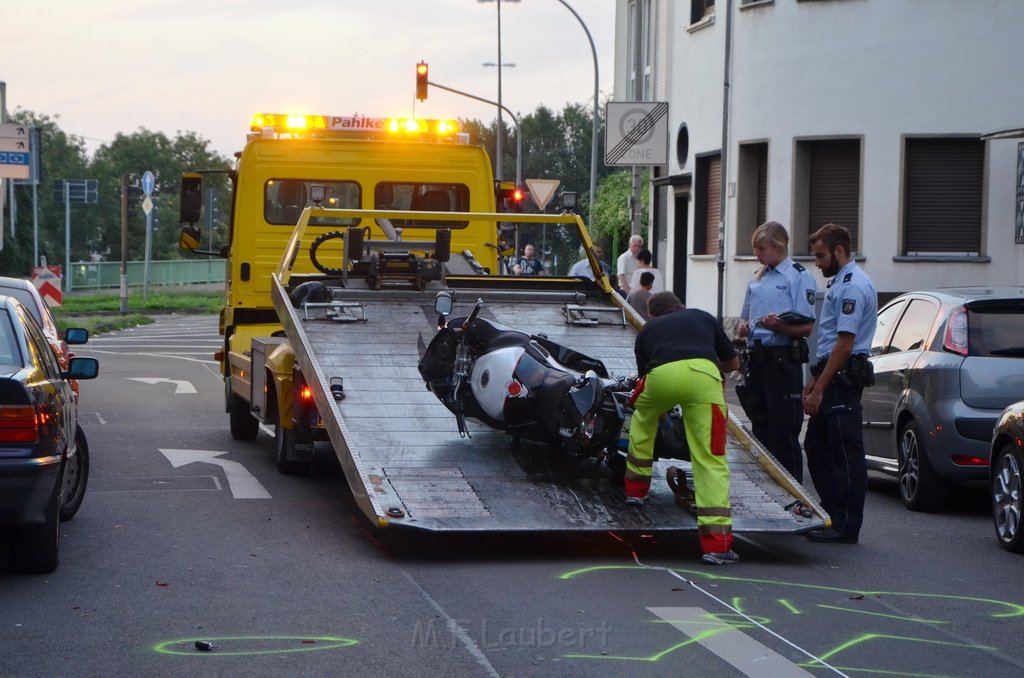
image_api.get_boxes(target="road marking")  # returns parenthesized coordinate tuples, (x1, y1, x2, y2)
(159, 448, 271, 499)
(127, 377, 198, 394)
(647, 607, 813, 677)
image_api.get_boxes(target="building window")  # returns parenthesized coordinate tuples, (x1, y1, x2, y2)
(691, 0, 715, 25)
(793, 138, 861, 254)
(695, 153, 722, 255)
(903, 137, 984, 255)
(736, 142, 768, 255)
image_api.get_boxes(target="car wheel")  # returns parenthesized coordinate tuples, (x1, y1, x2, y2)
(274, 423, 305, 475)
(898, 419, 947, 511)
(229, 392, 260, 440)
(992, 443, 1024, 553)
(12, 482, 60, 574)
(59, 426, 90, 522)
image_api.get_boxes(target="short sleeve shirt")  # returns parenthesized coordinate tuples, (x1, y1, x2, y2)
(815, 261, 878, 360)
(740, 257, 818, 347)
(617, 251, 639, 289)
(517, 256, 544, 275)
(634, 308, 738, 376)
(629, 267, 665, 294)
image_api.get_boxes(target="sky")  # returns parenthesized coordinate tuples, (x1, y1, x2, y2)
(0, 0, 616, 159)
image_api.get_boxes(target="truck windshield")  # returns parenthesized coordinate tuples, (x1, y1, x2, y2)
(374, 182, 469, 229)
(265, 179, 360, 226)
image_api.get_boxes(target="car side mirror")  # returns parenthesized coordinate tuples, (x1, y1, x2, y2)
(64, 327, 89, 345)
(66, 356, 99, 380)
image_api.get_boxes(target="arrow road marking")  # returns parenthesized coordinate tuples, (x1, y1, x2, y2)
(647, 607, 814, 677)
(127, 377, 198, 394)
(159, 449, 271, 499)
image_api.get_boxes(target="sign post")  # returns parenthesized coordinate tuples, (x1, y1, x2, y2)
(141, 171, 155, 301)
(53, 179, 99, 292)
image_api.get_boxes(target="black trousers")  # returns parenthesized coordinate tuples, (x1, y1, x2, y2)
(744, 358, 805, 483)
(803, 381, 867, 537)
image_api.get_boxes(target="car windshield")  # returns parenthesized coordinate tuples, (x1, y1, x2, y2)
(0, 286, 42, 326)
(968, 305, 1024, 358)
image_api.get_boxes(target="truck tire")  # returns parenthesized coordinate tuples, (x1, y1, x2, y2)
(13, 482, 60, 574)
(275, 423, 306, 475)
(229, 392, 260, 440)
(59, 426, 90, 522)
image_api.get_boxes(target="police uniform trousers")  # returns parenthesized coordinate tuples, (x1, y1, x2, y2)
(627, 358, 732, 554)
(803, 380, 867, 538)
(745, 357, 805, 483)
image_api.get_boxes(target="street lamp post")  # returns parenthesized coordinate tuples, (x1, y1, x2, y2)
(553, 0, 599, 221)
(479, 0, 521, 182)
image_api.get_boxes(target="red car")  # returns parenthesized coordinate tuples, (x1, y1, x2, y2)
(0, 277, 79, 395)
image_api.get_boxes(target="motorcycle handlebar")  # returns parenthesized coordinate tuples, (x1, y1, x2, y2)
(463, 299, 484, 331)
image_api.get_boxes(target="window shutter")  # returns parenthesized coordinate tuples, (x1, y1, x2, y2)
(808, 140, 861, 251)
(705, 155, 721, 255)
(904, 138, 983, 254)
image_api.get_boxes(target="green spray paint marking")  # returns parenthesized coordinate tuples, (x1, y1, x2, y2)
(153, 635, 359, 656)
(778, 599, 801, 615)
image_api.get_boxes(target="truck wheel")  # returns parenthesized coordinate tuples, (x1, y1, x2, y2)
(13, 482, 60, 574)
(229, 393, 260, 440)
(59, 426, 90, 522)
(897, 419, 946, 511)
(275, 424, 306, 475)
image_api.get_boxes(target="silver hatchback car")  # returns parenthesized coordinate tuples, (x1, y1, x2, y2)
(863, 287, 1024, 511)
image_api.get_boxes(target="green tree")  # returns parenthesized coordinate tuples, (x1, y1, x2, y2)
(90, 128, 231, 261)
(1, 110, 90, 276)
(461, 101, 610, 224)
(590, 169, 649, 257)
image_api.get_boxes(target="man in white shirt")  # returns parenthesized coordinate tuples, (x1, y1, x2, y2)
(629, 249, 664, 294)
(616, 235, 643, 295)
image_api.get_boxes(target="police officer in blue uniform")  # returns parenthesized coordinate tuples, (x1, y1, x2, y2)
(736, 222, 817, 482)
(802, 223, 877, 544)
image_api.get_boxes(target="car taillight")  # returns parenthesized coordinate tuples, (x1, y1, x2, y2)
(942, 306, 969, 357)
(951, 454, 988, 466)
(0, 405, 40, 443)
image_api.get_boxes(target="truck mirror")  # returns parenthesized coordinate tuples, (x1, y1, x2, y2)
(434, 291, 454, 317)
(180, 173, 202, 224)
(179, 224, 202, 251)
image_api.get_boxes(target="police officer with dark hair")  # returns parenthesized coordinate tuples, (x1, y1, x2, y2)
(802, 223, 877, 544)
(736, 221, 817, 482)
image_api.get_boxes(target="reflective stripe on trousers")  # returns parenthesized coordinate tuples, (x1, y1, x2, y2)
(627, 358, 732, 553)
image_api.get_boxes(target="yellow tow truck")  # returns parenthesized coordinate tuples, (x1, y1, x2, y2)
(178, 112, 828, 534)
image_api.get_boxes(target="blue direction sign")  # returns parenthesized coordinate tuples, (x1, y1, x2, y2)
(53, 180, 99, 204)
(141, 170, 155, 196)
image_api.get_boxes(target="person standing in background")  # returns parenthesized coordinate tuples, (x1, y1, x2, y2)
(735, 222, 817, 482)
(625, 271, 655, 320)
(629, 249, 664, 294)
(802, 223, 877, 544)
(617, 234, 643, 295)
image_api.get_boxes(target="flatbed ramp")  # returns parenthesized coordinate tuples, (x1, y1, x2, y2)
(272, 276, 828, 534)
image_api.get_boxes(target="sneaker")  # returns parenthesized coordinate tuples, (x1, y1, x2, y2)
(625, 496, 645, 507)
(701, 550, 740, 566)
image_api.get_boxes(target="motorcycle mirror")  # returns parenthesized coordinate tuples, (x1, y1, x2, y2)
(434, 291, 454, 317)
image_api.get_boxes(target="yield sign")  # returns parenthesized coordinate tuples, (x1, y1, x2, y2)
(525, 178, 560, 211)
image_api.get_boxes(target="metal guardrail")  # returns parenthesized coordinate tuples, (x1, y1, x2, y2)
(67, 259, 226, 290)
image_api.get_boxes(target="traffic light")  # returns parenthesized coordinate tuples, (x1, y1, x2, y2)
(416, 61, 429, 101)
(496, 182, 525, 212)
(126, 184, 143, 218)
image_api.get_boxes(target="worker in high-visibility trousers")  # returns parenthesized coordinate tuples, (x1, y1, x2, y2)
(626, 291, 741, 566)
